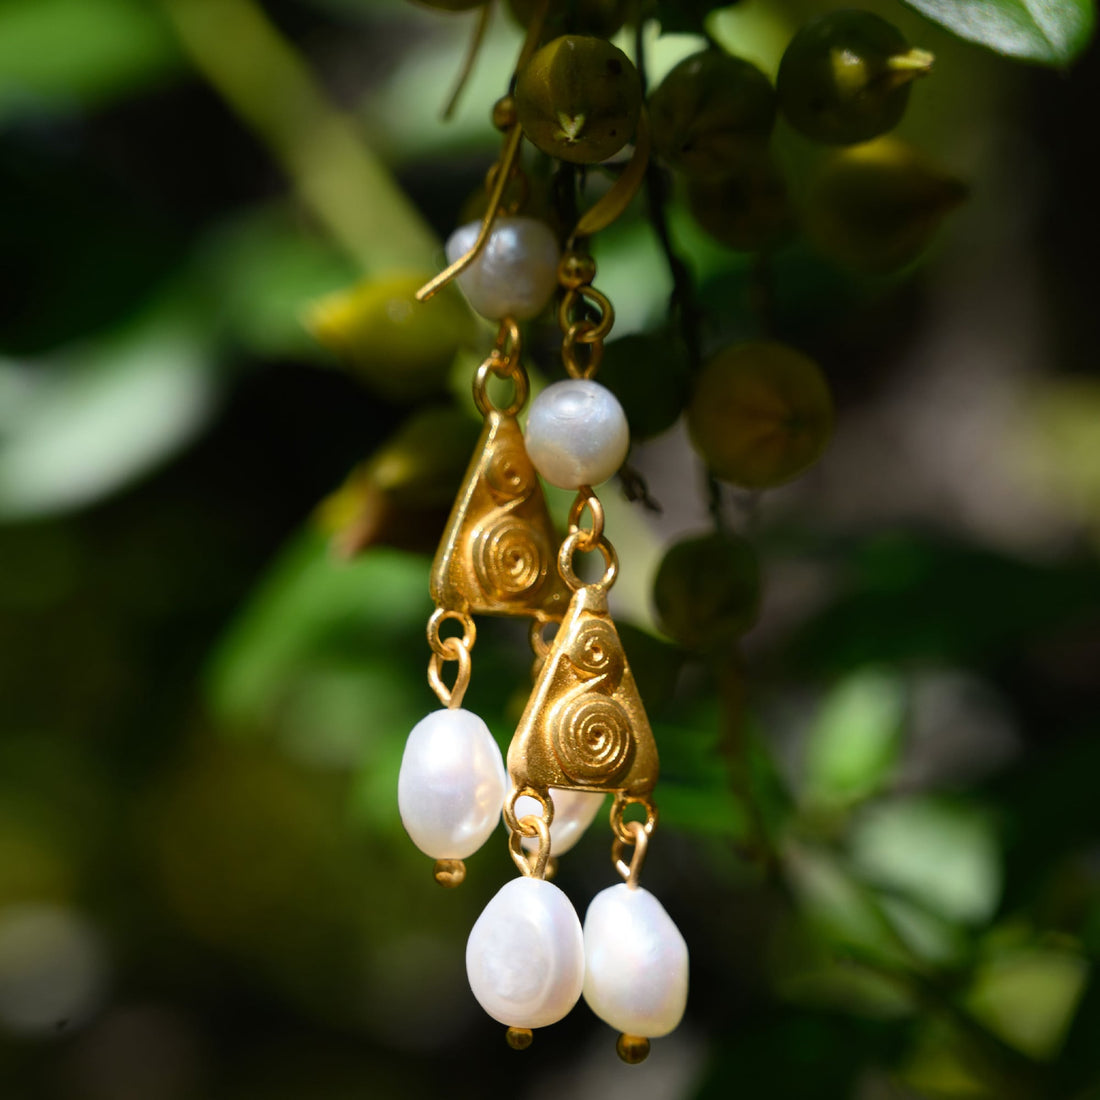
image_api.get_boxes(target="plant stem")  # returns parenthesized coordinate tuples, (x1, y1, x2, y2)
(634, 17, 726, 530)
(158, 0, 439, 274)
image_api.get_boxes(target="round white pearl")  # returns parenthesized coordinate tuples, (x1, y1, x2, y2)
(445, 216, 560, 321)
(397, 708, 507, 860)
(582, 883, 689, 1038)
(514, 788, 606, 856)
(466, 877, 585, 1029)
(525, 379, 630, 489)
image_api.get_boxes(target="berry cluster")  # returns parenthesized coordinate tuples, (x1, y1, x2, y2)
(408, 1, 964, 656)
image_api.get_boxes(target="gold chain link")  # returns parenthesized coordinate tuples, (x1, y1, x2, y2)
(473, 317, 529, 417)
(567, 487, 605, 550)
(609, 792, 658, 846)
(426, 608, 476, 709)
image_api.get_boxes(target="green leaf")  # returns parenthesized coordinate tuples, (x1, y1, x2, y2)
(899, 0, 1096, 67)
(790, 531, 1100, 674)
(966, 945, 1089, 1059)
(206, 532, 431, 739)
(803, 668, 907, 807)
(0, 317, 216, 520)
(0, 0, 179, 120)
(850, 797, 1002, 925)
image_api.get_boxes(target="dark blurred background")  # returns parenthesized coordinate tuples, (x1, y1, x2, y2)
(2, 1, 1099, 1098)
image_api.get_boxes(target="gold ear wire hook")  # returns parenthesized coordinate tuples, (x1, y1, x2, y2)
(415, 122, 524, 303)
(566, 108, 652, 249)
(441, 0, 493, 121)
(415, 0, 551, 304)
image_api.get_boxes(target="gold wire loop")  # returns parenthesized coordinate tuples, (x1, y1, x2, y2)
(529, 617, 558, 660)
(473, 357, 529, 417)
(493, 316, 522, 361)
(427, 636, 472, 709)
(509, 815, 552, 879)
(503, 785, 554, 835)
(567, 488, 604, 551)
(427, 607, 477, 658)
(473, 318, 528, 416)
(558, 286, 615, 344)
(612, 819, 649, 889)
(561, 324, 605, 379)
(558, 531, 618, 592)
(610, 793, 658, 846)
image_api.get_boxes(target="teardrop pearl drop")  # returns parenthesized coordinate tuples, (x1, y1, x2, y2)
(445, 216, 560, 321)
(525, 379, 630, 489)
(583, 883, 689, 1038)
(514, 788, 605, 856)
(397, 708, 507, 860)
(466, 877, 585, 1029)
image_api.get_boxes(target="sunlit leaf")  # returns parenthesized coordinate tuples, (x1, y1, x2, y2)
(900, 0, 1095, 67)
(803, 667, 906, 807)
(0, 0, 179, 119)
(850, 797, 1001, 925)
(0, 319, 216, 520)
(967, 945, 1089, 1059)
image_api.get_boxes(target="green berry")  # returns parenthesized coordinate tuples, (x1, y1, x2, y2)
(685, 149, 792, 252)
(654, 531, 762, 651)
(777, 10, 933, 146)
(649, 50, 776, 179)
(687, 342, 833, 489)
(804, 137, 968, 273)
(515, 35, 642, 164)
(598, 331, 692, 441)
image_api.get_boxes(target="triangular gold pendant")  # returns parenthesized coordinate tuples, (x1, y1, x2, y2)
(430, 410, 570, 621)
(507, 584, 659, 799)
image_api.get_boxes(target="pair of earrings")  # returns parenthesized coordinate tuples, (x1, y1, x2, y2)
(394, 33, 686, 1060)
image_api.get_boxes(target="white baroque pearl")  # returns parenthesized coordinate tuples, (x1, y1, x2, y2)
(515, 788, 606, 855)
(397, 708, 507, 860)
(445, 216, 560, 321)
(583, 884, 688, 1038)
(525, 379, 630, 489)
(466, 877, 585, 1028)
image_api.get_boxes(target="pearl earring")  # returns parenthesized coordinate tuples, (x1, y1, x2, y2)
(400, 6, 688, 1062)
(471, 246, 686, 1062)
(398, 89, 568, 889)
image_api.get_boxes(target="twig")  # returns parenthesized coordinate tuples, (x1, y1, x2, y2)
(159, 0, 439, 274)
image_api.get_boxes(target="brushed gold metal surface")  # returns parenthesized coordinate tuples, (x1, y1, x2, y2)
(507, 585, 659, 799)
(430, 409, 570, 622)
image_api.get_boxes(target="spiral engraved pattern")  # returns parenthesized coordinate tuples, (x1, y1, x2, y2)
(567, 618, 624, 681)
(485, 449, 535, 501)
(474, 517, 548, 599)
(551, 693, 633, 786)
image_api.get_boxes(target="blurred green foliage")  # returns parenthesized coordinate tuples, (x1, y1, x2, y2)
(1, 1, 1099, 1098)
